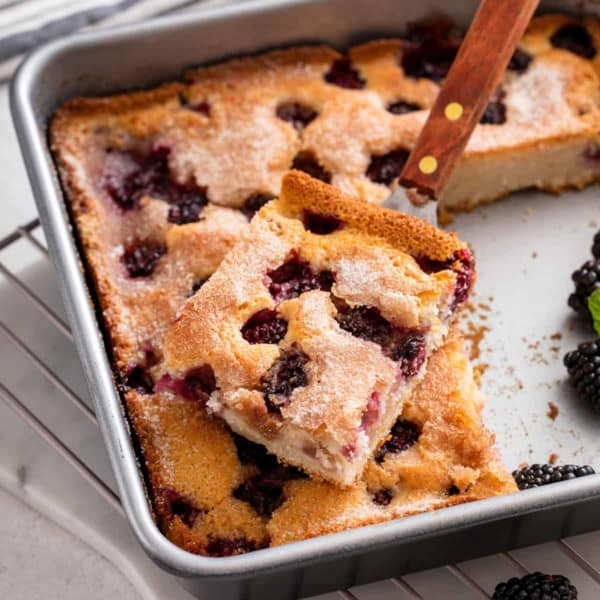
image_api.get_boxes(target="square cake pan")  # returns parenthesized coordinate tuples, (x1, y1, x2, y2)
(10, 0, 600, 598)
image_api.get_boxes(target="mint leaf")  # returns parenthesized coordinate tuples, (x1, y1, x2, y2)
(588, 288, 600, 335)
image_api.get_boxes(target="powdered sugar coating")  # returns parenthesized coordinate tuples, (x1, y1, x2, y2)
(164, 173, 468, 485)
(47, 12, 596, 555)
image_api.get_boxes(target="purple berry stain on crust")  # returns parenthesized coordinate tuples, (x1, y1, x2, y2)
(241, 309, 288, 345)
(391, 331, 427, 377)
(232, 432, 278, 470)
(450, 248, 475, 310)
(234, 463, 305, 518)
(276, 101, 318, 130)
(584, 144, 600, 163)
(480, 89, 507, 125)
(372, 488, 394, 506)
(119, 344, 159, 394)
(303, 210, 344, 235)
(103, 145, 208, 222)
(188, 101, 211, 116)
(508, 48, 533, 73)
(260, 345, 309, 414)
(266, 251, 334, 302)
(159, 488, 202, 528)
(291, 151, 332, 183)
(448, 485, 460, 496)
(154, 364, 216, 404)
(232, 431, 310, 519)
(323, 58, 366, 89)
(374, 418, 420, 463)
(417, 248, 474, 311)
(206, 536, 259, 557)
(120, 364, 155, 394)
(333, 297, 427, 377)
(387, 100, 421, 115)
(400, 18, 463, 82)
(179, 93, 211, 116)
(241, 192, 276, 220)
(360, 391, 381, 430)
(366, 149, 410, 185)
(167, 187, 209, 225)
(122, 240, 166, 278)
(551, 23, 597, 59)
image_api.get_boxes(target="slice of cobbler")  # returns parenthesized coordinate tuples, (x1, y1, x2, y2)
(163, 171, 474, 486)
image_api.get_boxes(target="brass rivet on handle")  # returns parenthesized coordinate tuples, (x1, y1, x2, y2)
(444, 102, 463, 121)
(419, 155, 438, 174)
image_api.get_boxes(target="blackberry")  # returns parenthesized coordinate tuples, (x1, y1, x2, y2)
(592, 231, 600, 259)
(241, 192, 276, 220)
(366, 149, 410, 185)
(550, 23, 597, 59)
(323, 58, 366, 89)
(493, 572, 577, 600)
(260, 345, 309, 412)
(386, 100, 421, 115)
(564, 341, 600, 411)
(480, 89, 507, 125)
(507, 48, 533, 73)
(276, 101, 318, 130)
(568, 259, 600, 323)
(513, 463, 595, 490)
(241, 309, 288, 345)
(302, 210, 344, 235)
(267, 252, 334, 302)
(206, 536, 258, 556)
(291, 151, 332, 183)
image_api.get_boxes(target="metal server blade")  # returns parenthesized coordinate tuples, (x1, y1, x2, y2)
(381, 186, 438, 225)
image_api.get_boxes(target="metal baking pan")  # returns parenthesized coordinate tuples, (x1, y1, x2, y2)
(10, 0, 600, 598)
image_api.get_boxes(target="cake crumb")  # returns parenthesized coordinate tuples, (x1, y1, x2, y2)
(532, 251, 537, 259)
(550, 332, 562, 340)
(547, 401, 559, 421)
(473, 363, 489, 385)
(464, 321, 490, 361)
(549, 453, 559, 464)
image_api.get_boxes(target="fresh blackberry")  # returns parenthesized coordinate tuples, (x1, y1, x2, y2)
(513, 463, 595, 490)
(592, 231, 600, 259)
(564, 341, 600, 411)
(493, 572, 577, 600)
(568, 259, 600, 323)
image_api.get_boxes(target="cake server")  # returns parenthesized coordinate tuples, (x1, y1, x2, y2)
(384, 0, 539, 223)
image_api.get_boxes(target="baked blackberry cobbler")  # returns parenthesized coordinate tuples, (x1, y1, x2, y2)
(49, 13, 600, 554)
(164, 172, 472, 486)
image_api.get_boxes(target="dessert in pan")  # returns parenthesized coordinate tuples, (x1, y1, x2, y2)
(49, 9, 599, 556)
(164, 171, 473, 486)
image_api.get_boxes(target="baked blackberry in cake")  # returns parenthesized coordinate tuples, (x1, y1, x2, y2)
(49, 12, 600, 554)
(163, 172, 473, 486)
(130, 326, 515, 553)
(337, 13, 600, 217)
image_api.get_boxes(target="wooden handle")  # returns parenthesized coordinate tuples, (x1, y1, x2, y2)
(398, 0, 539, 199)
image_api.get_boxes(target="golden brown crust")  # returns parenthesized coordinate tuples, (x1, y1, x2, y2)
(47, 13, 598, 555)
(280, 170, 466, 261)
(162, 171, 470, 486)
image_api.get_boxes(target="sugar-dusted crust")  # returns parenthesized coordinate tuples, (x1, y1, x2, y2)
(162, 172, 472, 486)
(268, 328, 517, 544)
(128, 328, 516, 553)
(278, 170, 467, 262)
(48, 12, 595, 554)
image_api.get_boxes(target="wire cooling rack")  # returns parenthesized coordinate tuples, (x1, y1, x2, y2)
(3, 219, 600, 599)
